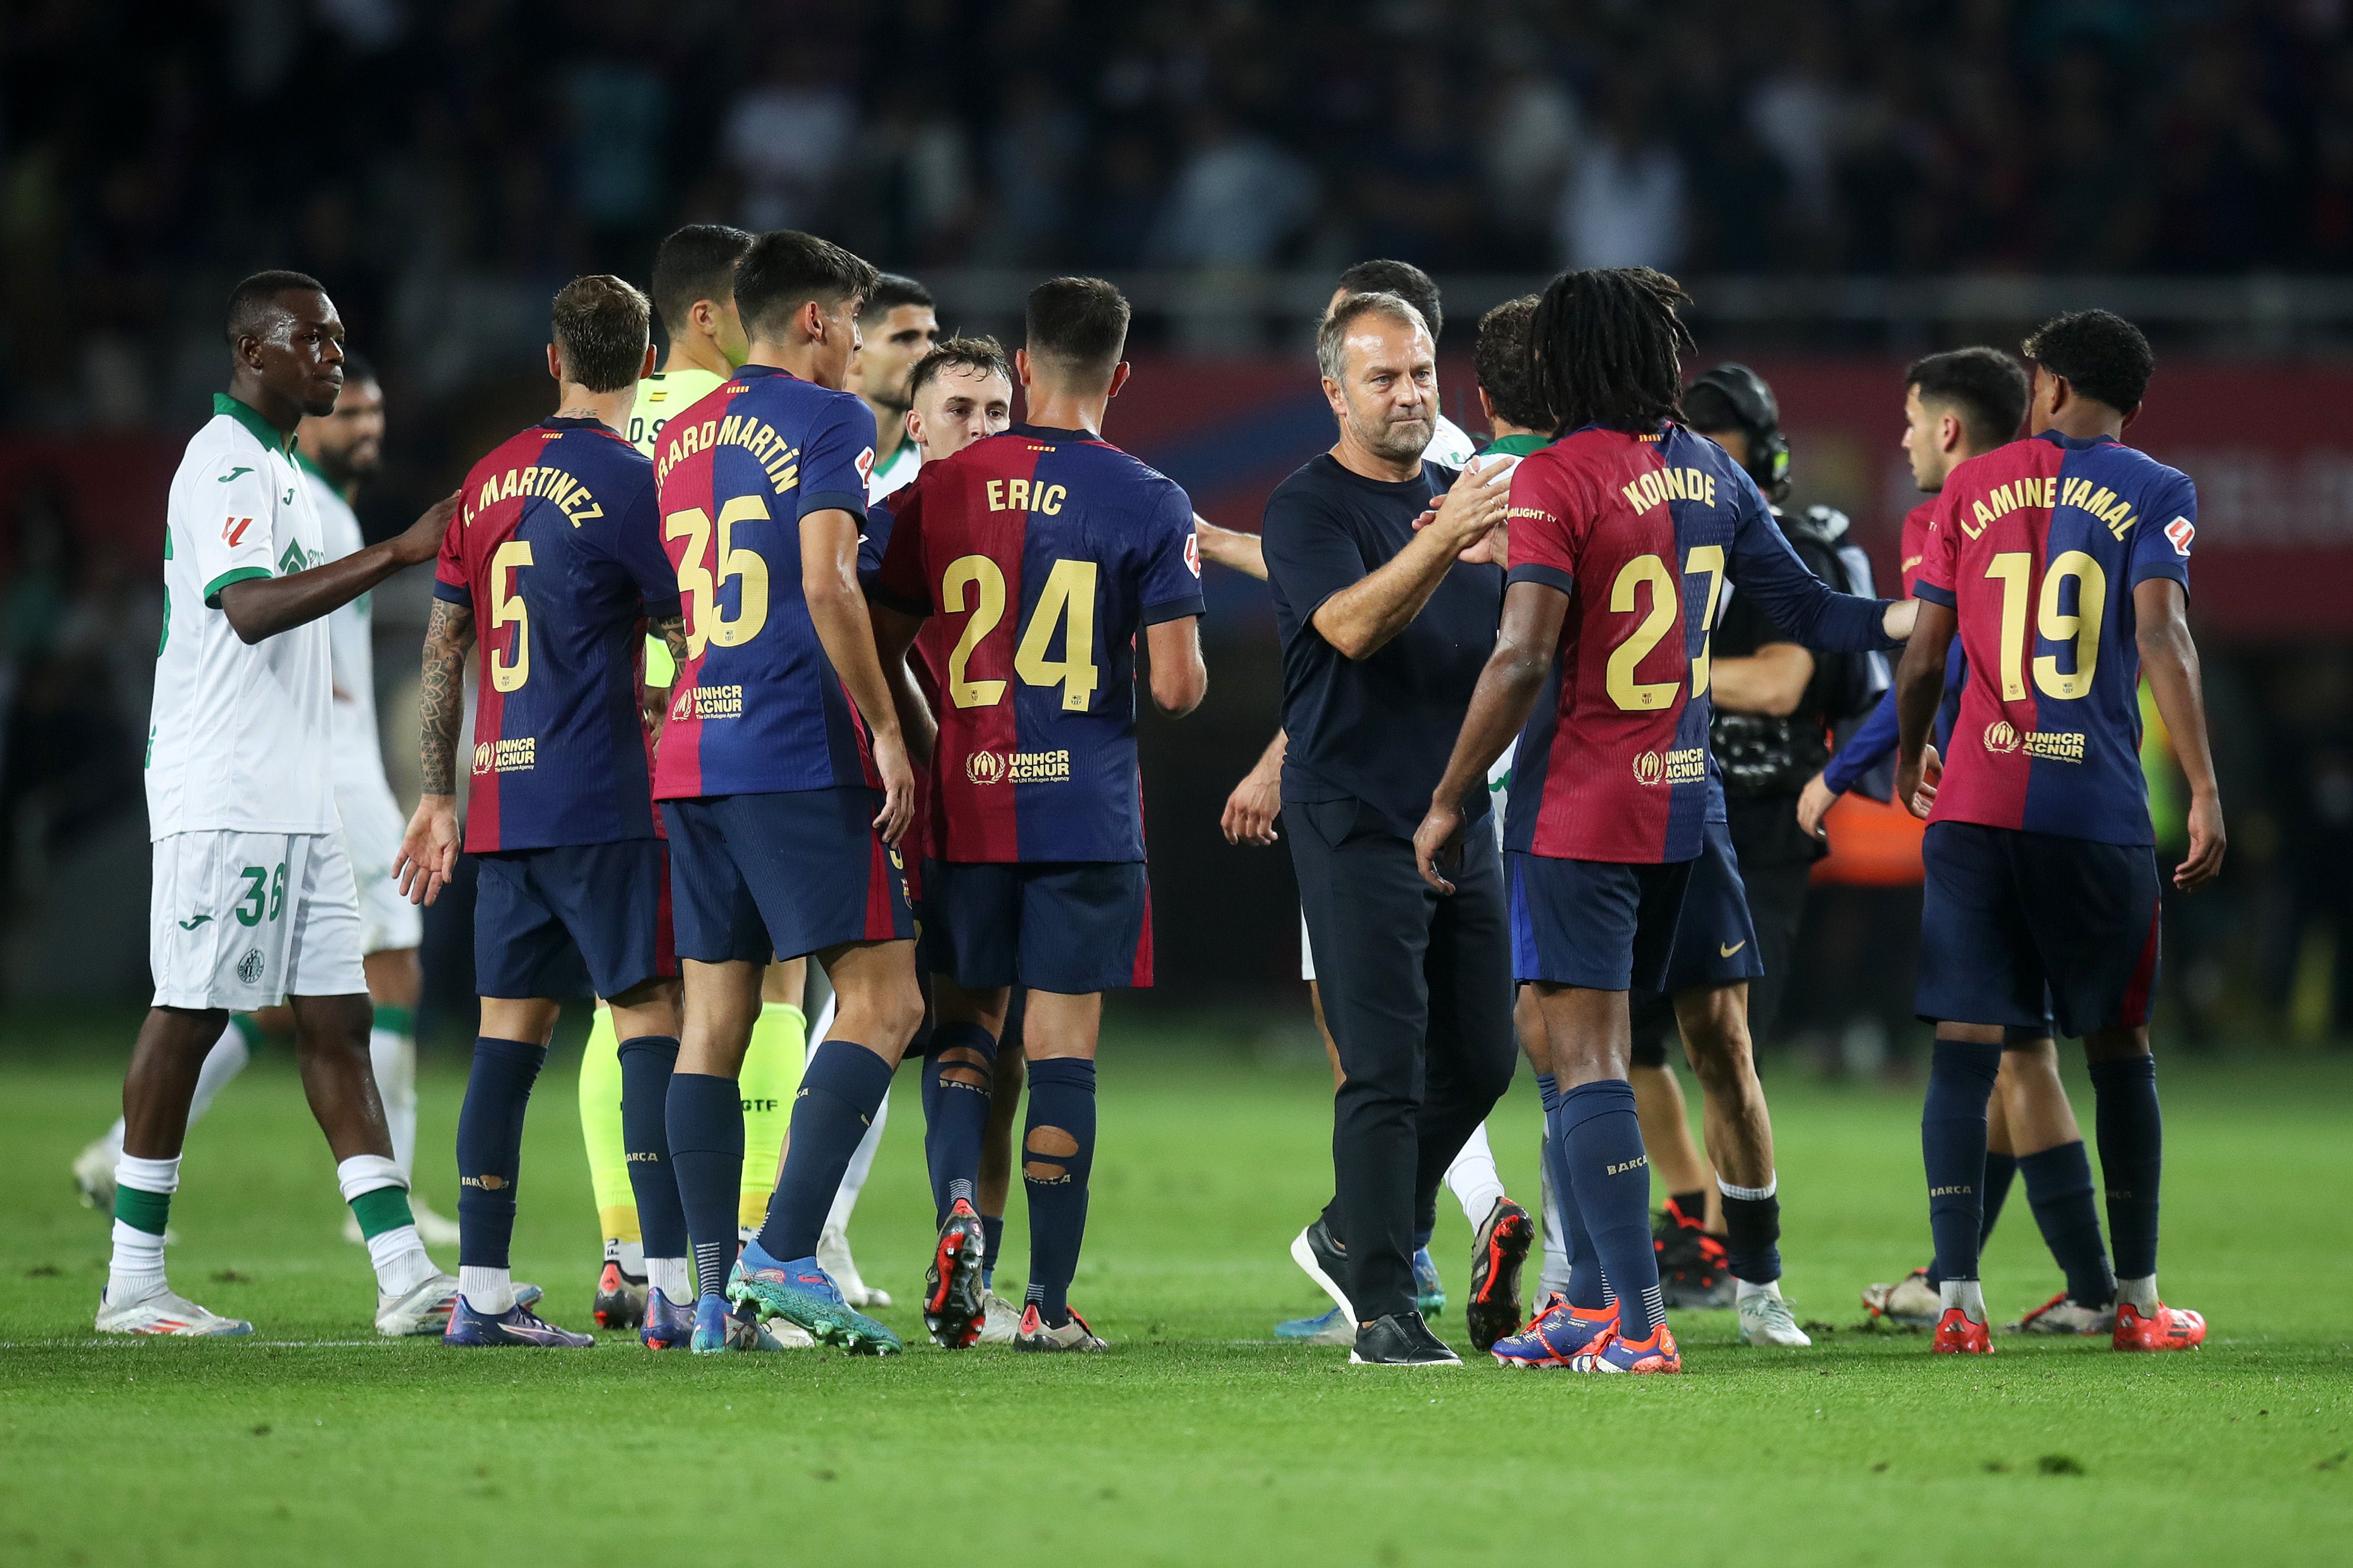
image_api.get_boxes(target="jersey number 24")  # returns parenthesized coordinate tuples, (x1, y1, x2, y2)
(940, 553, 1098, 712)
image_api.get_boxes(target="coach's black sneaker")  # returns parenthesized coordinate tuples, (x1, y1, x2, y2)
(1349, 1311, 1462, 1367)
(1654, 1199, 1734, 1311)
(1288, 1215, 1355, 1321)
(1466, 1197, 1535, 1353)
(925, 1198, 988, 1349)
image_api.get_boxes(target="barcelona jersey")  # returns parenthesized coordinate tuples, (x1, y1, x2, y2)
(870, 422, 1205, 863)
(1504, 423, 1895, 864)
(650, 364, 878, 800)
(434, 418, 678, 852)
(1913, 430, 2195, 845)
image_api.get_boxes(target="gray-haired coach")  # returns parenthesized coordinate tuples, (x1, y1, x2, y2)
(1263, 291, 1516, 1367)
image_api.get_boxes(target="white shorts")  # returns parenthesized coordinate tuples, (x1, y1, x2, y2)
(150, 830, 369, 1010)
(337, 776, 422, 954)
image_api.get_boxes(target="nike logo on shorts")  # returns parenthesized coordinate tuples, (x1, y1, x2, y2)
(1719, 940, 1746, 958)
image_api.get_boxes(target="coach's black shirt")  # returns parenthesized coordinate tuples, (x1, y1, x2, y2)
(1264, 454, 1503, 838)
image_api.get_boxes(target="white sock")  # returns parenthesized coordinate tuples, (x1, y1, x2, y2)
(1717, 1172, 1778, 1203)
(369, 1025, 418, 1179)
(96, 1119, 127, 1163)
(618, 1238, 645, 1275)
(108, 1153, 182, 1295)
(825, 1087, 887, 1232)
(336, 1154, 437, 1295)
(1939, 1277, 1987, 1323)
(188, 1019, 254, 1122)
(369, 1225, 439, 1295)
(460, 1265, 515, 1315)
(1736, 1277, 1783, 1303)
(647, 1257, 692, 1303)
(1442, 1122, 1508, 1235)
(2116, 1274, 2159, 1314)
(1537, 1136, 1572, 1299)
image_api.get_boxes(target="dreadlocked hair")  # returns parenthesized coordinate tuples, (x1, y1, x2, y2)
(1527, 267, 1696, 436)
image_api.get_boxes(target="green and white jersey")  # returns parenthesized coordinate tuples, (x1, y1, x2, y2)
(148, 394, 337, 839)
(300, 455, 390, 800)
(867, 432, 919, 504)
(1429, 413, 1478, 470)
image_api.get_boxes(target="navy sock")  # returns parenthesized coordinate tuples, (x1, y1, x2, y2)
(1981, 1150, 2019, 1243)
(1021, 1057, 1096, 1327)
(2087, 1054, 2162, 1280)
(981, 1214, 1005, 1288)
(1540, 1075, 1608, 1312)
(759, 1041, 894, 1264)
(1921, 1039, 2003, 1285)
(617, 1036, 687, 1262)
(922, 1022, 998, 1221)
(2019, 1140, 2116, 1306)
(455, 1036, 546, 1269)
(1720, 1190, 1782, 1285)
(1560, 1079, 1659, 1338)
(665, 1071, 744, 1299)
(1413, 1227, 1434, 1254)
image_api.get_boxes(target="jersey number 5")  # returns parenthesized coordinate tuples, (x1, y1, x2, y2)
(1604, 545, 1724, 711)
(665, 498, 772, 660)
(940, 554, 1099, 712)
(490, 540, 533, 692)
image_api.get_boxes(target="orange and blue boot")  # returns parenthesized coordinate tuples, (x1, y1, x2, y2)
(1577, 1319, 1682, 1374)
(1490, 1295, 1615, 1370)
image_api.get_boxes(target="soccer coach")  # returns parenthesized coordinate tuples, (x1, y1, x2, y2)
(1264, 291, 1516, 1366)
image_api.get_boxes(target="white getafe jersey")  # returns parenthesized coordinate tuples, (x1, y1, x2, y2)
(301, 457, 392, 800)
(1428, 413, 1478, 470)
(867, 432, 919, 504)
(148, 394, 338, 839)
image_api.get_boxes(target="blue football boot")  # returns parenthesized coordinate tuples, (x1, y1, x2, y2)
(1489, 1295, 1615, 1369)
(1413, 1247, 1446, 1316)
(1273, 1306, 1356, 1346)
(642, 1286, 695, 1349)
(728, 1239, 903, 1355)
(442, 1294, 595, 1348)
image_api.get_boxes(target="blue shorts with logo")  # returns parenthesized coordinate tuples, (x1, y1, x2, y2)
(473, 839, 674, 1000)
(1917, 820, 2160, 1038)
(1508, 849, 1695, 992)
(922, 859, 1153, 994)
(1628, 820, 1765, 1063)
(661, 788, 913, 964)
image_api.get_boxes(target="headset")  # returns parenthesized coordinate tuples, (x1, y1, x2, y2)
(1685, 363, 1791, 503)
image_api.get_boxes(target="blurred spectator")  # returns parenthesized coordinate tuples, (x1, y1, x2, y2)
(723, 46, 857, 232)
(1557, 77, 1687, 271)
(1149, 110, 1319, 268)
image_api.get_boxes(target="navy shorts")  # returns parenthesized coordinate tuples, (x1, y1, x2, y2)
(1917, 821, 2160, 1038)
(1508, 849, 1694, 991)
(922, 859, 1153, 994)
(661, 788, 913, 964)
(1629, 821, 1764, 1064)
(473, 840, 674, 1000)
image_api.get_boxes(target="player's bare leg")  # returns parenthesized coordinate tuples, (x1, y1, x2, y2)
(1673, 982, 1808, 1346)
(730, 938, 922, 1352)
(1630, 1065, 1721, 1230)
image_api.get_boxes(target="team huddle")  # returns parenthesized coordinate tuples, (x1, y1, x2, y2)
(88, 223, 2221, 1373)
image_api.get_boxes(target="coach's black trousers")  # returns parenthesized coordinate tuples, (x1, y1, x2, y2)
(1287, 797, 1518, 1323)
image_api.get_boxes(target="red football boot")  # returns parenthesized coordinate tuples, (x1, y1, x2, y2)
(2113, 1300, 2206, 1351)
(1932, 1307, 1995, 1354)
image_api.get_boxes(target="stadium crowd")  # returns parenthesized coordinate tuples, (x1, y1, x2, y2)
(8, 1, 2353, 422)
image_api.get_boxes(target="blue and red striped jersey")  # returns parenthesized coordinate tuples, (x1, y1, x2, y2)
(1913, 430, 2195, 845)
(870, 422, 1205, 863)
(1504, 422, 1895, 864)
(435, 417, 677, 852)
(649, 364, 878, 800)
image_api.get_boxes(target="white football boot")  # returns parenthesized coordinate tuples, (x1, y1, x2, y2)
(96, 1283, 253, 1337)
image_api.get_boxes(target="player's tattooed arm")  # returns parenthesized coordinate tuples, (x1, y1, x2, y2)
(398, 597, 473, 906)
(643, 614, 689, 752)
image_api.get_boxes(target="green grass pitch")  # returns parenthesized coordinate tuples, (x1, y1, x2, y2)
(1, 1009, 2346, 1566)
